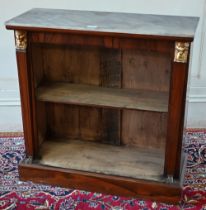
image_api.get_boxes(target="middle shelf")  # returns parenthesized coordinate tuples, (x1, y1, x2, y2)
(37, 82, 169, 112)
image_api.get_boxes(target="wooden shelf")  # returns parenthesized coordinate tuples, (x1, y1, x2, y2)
(37, 83, 169, 112)
(38, 139, 165, 182)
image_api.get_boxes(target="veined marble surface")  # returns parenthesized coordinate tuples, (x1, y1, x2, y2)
(5, 8, 199, 38)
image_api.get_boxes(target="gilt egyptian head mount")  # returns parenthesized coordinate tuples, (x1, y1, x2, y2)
(15, 30, 27, 51)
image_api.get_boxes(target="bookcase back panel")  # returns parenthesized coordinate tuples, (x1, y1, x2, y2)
(31, 43, 171, 94)
(38, 103, 166, 151)
(122, 49, 171, 92)
(45, 103, 121, 145)
(42, 45, 101, 85)
(31, 44, 122, 87)
(122, 110, 167, 150)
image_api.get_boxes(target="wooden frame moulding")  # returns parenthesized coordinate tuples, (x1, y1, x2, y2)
(15, 30, 35, 157)
(19, 160, 181, 203)
(164, 41, 190, 180)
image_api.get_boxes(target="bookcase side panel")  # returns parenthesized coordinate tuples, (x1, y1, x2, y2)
(164, 42, 191, 178)
(15, 30, 36, 157)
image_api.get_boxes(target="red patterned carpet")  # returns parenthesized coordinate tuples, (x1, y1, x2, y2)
(0, 130, 206, 209)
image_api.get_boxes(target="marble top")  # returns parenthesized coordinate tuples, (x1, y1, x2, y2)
(5, 8, 199, 39)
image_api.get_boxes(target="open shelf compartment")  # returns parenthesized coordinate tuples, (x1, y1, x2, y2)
(30, 41, 171, 183)
(34, 102, 168, 182)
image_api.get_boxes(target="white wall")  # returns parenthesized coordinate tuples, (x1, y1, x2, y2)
(187, 1, 206, 128)
(0, 0, 206, 130)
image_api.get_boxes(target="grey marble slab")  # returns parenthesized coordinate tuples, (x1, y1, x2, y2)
(5, 8, 199, 38)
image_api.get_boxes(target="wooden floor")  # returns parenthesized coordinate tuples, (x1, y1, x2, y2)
(38, 139, 165, 182)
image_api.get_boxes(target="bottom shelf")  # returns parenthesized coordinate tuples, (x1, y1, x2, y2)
(38, 139, 165, 182)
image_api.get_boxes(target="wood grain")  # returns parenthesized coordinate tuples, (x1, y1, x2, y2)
(30, 32, 113, 48)
(122, 49, 171, 92)
(42, 44, 100, 84)
(46, 104, 80, 139)
(19, 162, 181, 203)
(38, 139, 164, 181)
(79, 107, 102, 141)
(121, 47, 170, 150)
(100, 49, 121, 145)
(164, 62, 188, 177)
(35, 102, 47, 147)
(30, 43, 44, 87)
(175, 51, 190, 179)
(46, 103, 120, 143)
(101, 109, 121, 145)
(16, 51, 35, 157)
(37, 83, 168, 112)
(122, 110, 167, 150)
(100, 48, 121, 87)
(29, 32, 173, 53)
(29, 43, 47, 152)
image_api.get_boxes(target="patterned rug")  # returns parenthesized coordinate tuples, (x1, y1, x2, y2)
(0, 131, 206, 210)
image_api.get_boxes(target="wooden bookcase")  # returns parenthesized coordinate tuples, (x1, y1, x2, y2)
(5, 8, 198, 203)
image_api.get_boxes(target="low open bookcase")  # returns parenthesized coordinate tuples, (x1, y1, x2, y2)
(5, 8, 198, 203)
